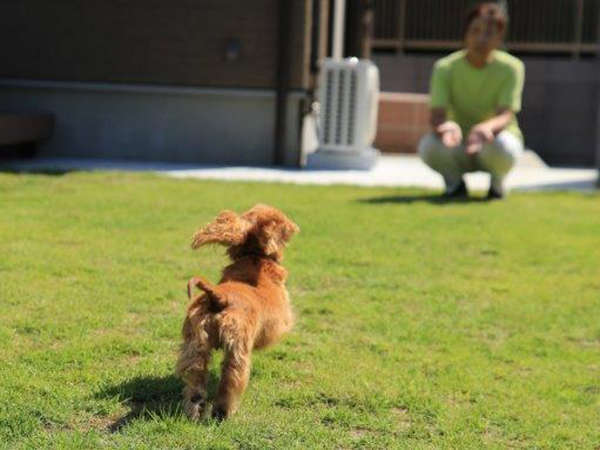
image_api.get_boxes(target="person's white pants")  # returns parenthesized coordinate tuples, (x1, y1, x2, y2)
(418, 131, 524, 191)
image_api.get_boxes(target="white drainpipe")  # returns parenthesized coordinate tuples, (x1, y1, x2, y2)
(331, 0, 346, 60)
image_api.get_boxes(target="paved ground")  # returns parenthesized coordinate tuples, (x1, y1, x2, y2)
(2, 152, 597, 192)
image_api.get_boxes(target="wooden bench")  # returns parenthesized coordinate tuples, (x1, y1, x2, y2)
(375, 92, 430, 154)
(0, 113, 54, 157)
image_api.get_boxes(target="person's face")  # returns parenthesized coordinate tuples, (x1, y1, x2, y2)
(465, 16, 503, 54)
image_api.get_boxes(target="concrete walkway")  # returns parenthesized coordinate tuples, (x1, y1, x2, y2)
(2, 152, 597, 192)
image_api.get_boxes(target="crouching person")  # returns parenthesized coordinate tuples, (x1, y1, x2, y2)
(418, 2, 525, 199)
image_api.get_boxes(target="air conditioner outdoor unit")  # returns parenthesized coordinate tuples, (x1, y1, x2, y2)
(307, 57, 380, 170)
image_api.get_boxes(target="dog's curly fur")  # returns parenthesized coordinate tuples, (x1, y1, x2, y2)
(176, 204, 299, 420)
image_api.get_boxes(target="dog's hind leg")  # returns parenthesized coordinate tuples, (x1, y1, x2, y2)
(212, 338, 252, 420)
(176, 319, 213, 420)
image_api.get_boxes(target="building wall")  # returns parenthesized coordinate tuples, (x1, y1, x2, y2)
(0, 80, 307, 165)
(0, 1, 318, 166)
(373, 53, 600, 167)
(0, 0, 314, 90)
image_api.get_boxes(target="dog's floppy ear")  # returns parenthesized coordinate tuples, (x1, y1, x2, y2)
(191, 211, 252, 249)
(253, 215, 300, 256)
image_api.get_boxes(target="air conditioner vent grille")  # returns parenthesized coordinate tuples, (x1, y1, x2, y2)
(317, 58, 379, 153)
(347, 71, 357, 145)
(323, 69, 334, 144)
(335, 70, 346, 144)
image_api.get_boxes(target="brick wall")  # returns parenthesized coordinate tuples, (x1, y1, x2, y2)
(375, 92, 429, 153)
(0, 0, 312, 90)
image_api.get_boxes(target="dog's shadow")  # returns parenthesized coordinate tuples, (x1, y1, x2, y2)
(95, 372, 220, 432)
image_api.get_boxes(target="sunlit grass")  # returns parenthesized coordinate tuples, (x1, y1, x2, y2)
(1, 172, 599, 448)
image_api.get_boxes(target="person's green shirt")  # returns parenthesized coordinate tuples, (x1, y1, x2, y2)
(429, 49, 525, 142)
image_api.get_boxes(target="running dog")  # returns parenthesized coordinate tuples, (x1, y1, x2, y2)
(176, 204, 299, 420)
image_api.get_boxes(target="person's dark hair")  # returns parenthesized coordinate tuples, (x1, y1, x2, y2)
(464, 2, 508, 37)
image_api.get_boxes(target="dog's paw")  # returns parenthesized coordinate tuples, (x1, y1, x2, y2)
(183, 394, 207, 421)
(211, 405, 227, 422)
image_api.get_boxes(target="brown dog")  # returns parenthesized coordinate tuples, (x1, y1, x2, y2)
(176, 204, 299, 420)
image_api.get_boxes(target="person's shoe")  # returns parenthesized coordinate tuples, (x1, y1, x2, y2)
(443, 180, 467, 198)
(486, 185, 505, 200)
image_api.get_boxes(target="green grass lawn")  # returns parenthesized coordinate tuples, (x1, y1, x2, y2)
(0, 172, 599, 449)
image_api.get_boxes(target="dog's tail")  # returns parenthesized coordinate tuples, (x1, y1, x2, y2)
(187, 276, 228, 310)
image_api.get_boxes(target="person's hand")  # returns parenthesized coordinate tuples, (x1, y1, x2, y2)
(436, 121, 462, 148)
(466, 123, 494, 154)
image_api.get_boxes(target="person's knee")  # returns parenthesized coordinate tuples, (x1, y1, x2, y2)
(479, 145, 517, 176)
(418, 133, 441, 163)
(492, 133, 522, 161)
(488, 145, 517, 166)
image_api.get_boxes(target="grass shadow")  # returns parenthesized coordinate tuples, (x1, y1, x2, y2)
(0, 153, 75, 176)
(357, 194, 490, 205)
(0, 166, 75, 176)
(95, 372, 220, 432)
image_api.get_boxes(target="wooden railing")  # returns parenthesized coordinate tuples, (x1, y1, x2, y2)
(373, 0, 600, 57)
